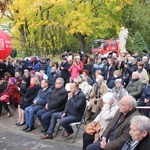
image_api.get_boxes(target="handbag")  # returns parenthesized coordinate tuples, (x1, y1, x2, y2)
(85, 122, 101, 135)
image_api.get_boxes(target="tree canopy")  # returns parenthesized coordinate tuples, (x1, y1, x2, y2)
(0, 0, 149, 57)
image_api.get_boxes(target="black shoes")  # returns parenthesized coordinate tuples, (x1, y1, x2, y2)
(16, 122, 26, 126)
(25, 126, 35, 132)
(22, 125, 29, 131)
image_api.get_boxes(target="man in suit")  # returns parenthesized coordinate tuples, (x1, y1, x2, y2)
(121, 115, 150, 150)
(41, 82, 86, 139)
(86, 95, 139, 150)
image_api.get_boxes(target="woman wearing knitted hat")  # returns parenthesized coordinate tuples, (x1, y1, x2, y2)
(112, 78, 128, 104)
(0, 77, 20, 117)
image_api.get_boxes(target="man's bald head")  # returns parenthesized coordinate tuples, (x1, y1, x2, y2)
(119, 95, 137, 114)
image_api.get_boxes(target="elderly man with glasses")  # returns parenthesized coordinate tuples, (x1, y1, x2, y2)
(36, 78, 68, 133)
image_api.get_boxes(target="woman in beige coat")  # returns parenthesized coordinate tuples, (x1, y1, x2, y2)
(86, 75, 108, 120)
(82, 92, 119, 150)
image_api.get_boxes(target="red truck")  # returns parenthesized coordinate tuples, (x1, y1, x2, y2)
(91, 39, 120, 58)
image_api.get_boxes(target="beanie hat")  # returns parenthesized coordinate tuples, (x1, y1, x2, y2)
(82, 69, 89, 75)
(9, 77, 16, 85)
(102, 92, 114, 103)
(79, 74, 86, 81)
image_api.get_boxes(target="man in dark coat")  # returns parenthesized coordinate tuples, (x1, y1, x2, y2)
(86, 95, 139, 150)
(36, 78, 68, 133)
(60, 58, 71, 85)
(121, 115, 150, 150)
(41, 82, 86, 139)
(48, 66, 59, 89)
(126, 72, 143, 100)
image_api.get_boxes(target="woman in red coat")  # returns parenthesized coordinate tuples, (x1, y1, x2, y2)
(0, 77, 20, 117)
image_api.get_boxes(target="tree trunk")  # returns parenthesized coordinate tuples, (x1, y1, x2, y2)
(76, 32, 86, 52)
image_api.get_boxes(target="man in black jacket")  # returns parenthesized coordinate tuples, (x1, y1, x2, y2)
(41, 82, 86, 139)
(36, 78, 68, 133)
(60, 58, 71, 85)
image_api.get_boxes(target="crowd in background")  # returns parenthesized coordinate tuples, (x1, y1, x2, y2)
(0, 50, 150, 149)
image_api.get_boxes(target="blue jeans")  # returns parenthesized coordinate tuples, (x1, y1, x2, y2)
(25, 105, 44, 127)
(36, 108, 52, 130)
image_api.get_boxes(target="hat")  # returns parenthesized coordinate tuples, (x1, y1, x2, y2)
(9, 77, 16, 84)
(82, 69, 89, 75)
(79, 74, 86, 81)
(115, 78, 122, 84)
(102, 92, 114, 103)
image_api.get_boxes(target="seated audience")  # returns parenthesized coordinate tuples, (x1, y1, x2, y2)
(22, 79, 52, 132)
(107, 70, 123, 90)
(0, 72, 11, 94)
(82, 69, 93, 86)
(0, 77, 20, 117)
(14, 71, 22, 87)
(41, 82, 86, 139)
(87, 75, 108, 120)
(82, 92, 119, 150)
(126, 72, 143, 100)
(121, 115, 150, 150)
(138, 84, 150, 117)
(20, 69, 30, 96)
(136, 61, 149, 86)
(112, 78, 128, 104)
(16, 77, 40, 126)
(48, 66, 59, 89)
(86, 95, 139, 150)
(77, 74, 92, 99)
(36, 78, 68, 133)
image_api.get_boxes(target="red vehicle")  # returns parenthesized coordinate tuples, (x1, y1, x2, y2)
(92, 39, 120, 58)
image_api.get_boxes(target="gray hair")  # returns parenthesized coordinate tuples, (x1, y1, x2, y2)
(131, 115, 150, 132)
(115, 78, 122, 84)
(56, 78, 64, 86)
(127, 97, 137, 108)
(132, 71, 139, 77)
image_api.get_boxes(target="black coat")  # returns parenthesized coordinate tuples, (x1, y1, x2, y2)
(135, 134, 150, 150)
(20, 84, 41, 110)
(48, 72, 59, 89)
(60, 62, 71, 79)
(0, 63, 7, 79)
(63, 90, 86, 119)
(47, 87, 68, 113)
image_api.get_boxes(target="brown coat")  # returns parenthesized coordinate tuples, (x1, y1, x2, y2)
(101, 109, 140, 150)
(88, 82, 108, 113)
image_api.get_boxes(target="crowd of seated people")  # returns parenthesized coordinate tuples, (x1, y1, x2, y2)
(0, 50, 150, 147)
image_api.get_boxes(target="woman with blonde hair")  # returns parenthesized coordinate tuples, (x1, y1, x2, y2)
(16, 77, 40, 126)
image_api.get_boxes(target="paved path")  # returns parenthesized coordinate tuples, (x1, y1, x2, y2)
(0, 112, 85, 150)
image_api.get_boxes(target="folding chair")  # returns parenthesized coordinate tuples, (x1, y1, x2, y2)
(56, 100, 89, 143)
